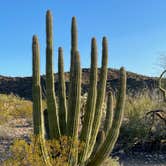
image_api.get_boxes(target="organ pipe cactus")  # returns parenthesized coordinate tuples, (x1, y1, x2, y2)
(32, 9, 126, 166)
(86, 67, 126, 166)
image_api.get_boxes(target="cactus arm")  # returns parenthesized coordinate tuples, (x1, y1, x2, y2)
(32, 35, 52, 166)
(86, 67, 126, 166)
(159, 70, 166, 101)
(58, 47, 67, 135)
(88, 37, 108, 156)
(104, 91, 114, 136)
(69, 51, 81, 138)
(32, 35, 44, 136)
(68, 51, 81, 165)
(70, 16, 78, 83)
(79, 38, 98, 163)
(68, 16, 78, 135)
(46, 10, 60, 139)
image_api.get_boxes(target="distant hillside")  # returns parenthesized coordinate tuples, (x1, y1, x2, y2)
(0, 68, 158, 100)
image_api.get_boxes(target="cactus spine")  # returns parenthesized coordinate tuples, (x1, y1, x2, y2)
(79, 38, 98, 164)
(58, 47, 67, 135)
(32, 10, 126, 166)
(46, 10, 60, 139)
(32, 35, 44, 136)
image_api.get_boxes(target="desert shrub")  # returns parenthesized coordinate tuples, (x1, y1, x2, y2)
(119, 92, 166, 150)
(2, 137, 43, 166)
(0, 94, 32, 124)
(101, 157, 119, 166)
(2, 136, 85, 166)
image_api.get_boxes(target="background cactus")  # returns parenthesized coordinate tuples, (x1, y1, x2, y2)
(32, 10, 126, 166)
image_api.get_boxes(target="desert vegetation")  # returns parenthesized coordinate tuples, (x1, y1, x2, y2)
(0, 9, 166, 166)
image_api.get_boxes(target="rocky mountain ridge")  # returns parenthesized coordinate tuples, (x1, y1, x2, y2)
(0, 68, 158, 100)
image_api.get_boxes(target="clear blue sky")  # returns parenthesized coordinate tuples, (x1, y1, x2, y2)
(0, 0, 166, 77)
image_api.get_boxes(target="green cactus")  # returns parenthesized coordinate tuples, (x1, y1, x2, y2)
(46, 10, 60, 139)
(58, 47, 67, 135)
(32, 35, 44, 136)
(32, 10, 126, 166)
(86, 67, 126, 166)
(68, 50, 82, 165)
(68, 16, 79, 136)
(79, 38, 98, 163)
(87, 37, 108, 157)
(32, 35, 52, 166)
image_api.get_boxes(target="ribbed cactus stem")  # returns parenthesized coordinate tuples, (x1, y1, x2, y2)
(68, 51, 81, 137)
(32, 35, 44, 136)
(70, 16, 78, 79)
(68, 51, 81, 165)
(68, 16, 79, 134)
(91, 130, 106, 159)
(79, 38, 98, 164)
(104, 91, 114, 136)
(58, 47, 67, 135)
(88, 37, 108, 156)
(46, 10, 60, 139)
(71, 16, 78, 52)
(87, 67, 126, 166)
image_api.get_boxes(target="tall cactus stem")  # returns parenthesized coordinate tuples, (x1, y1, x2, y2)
(58, 47, 67, 135)
(68, 51, 81, 165)
(79, 38, 98, 164)
(46, 10, 60, 139)
(32, 35, 52, 166)
(32, 35, 44, 136)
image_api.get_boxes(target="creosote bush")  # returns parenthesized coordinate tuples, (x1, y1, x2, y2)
(2, 136, 84, 166)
